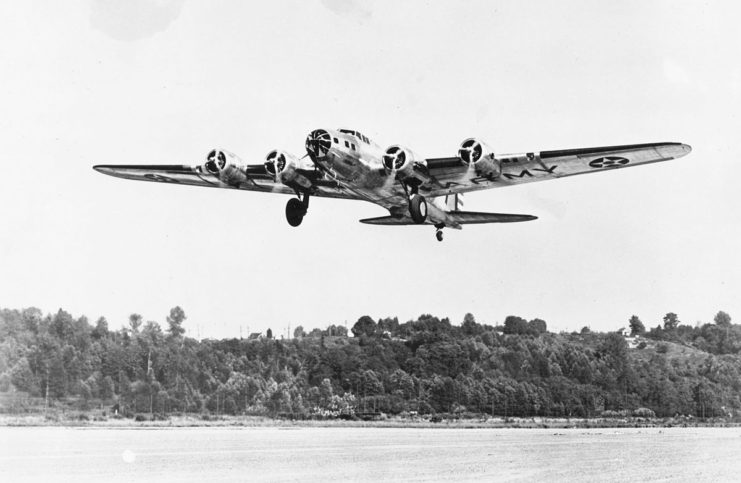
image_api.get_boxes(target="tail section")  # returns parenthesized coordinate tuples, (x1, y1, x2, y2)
(359, 211, 537, 226)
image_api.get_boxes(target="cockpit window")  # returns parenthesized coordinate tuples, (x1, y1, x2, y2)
(339, 128, 369, 144)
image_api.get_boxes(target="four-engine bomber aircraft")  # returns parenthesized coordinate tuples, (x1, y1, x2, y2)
(94, 129, 691, 241)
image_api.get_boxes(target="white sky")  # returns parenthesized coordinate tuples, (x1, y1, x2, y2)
(1, 0, 739, 338)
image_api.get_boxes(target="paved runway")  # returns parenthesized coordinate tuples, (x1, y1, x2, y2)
(2, 426, 740, 481)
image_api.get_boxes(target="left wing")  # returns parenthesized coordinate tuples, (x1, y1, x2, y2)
(93, 163, 356, 200)
(422, 142, 691, 197)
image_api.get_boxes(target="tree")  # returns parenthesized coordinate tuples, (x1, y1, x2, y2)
(351, 316, 377, 338)
(629, 315, 645, 336)
(129, 313, 142, 334)
(663, 313, 679, 331)
(528, 318, 547, 335)
(714, 311, 732, 327)
(293, 325, 306, 338)
(91, 317, 109, 340)
(503, 316, 528, 335)
(166, 306, 186, 338)
(266, 328, 273, 339)
(461, 313, 480, 336)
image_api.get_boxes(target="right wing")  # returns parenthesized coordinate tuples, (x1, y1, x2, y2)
(93, 164, 357, 200)
(421, 142, 692, 197)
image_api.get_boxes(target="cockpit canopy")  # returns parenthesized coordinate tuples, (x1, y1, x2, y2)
(338, 128, 370, 145)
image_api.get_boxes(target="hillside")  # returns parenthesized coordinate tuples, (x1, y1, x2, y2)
(1, 308, 739, 420)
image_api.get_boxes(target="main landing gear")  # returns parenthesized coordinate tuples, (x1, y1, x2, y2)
(285, 193, 310, 227)
(402, 182, 427, 225)
(409, 195, 427, 224)
(402, 183, 445, 241)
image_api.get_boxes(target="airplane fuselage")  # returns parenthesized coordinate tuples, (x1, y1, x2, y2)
(308, 128, 449, 220)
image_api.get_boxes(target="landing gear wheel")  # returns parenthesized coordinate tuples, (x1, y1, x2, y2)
(436, 230, 444, 242)
(409, 195, 427, 224)
(286, 198, 306, 227)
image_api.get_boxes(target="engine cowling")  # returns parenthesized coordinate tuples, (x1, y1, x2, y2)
(203, 149, 248, 185)
(382, 145, 429, 184)
(458, 138, 500, 178)
(264, 150, 312, 189)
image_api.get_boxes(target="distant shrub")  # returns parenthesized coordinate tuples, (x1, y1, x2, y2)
(134, 414, 148, 422)
(637, 341, 647, 349)
(601, 410, 629, 418)
(632, 407, 656, 418)
(76, 413, 89, 421)
(657, 343, 669, 354)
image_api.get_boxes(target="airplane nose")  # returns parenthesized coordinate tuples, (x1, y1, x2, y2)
(305, 129, 332, 158)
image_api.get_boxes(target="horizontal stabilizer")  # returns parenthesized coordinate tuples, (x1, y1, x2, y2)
(359, 211, 537, 226)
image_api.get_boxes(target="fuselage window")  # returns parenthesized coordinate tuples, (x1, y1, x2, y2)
(351, 143, 356, 150)
(344, 140, 350, 148)
(334, 138, 339, 144)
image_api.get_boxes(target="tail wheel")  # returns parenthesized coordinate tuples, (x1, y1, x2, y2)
(286, 198, 306, 227)
(436, 230, 444, 242)
(409, 195, 427, 224)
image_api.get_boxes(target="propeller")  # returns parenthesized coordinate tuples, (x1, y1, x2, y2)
(305, 129, 332, 158)
(205, 149, 225, 175)
(264, 151, 288, 182)
(459, 139, 483, 164)
(382, 146, 407, 172)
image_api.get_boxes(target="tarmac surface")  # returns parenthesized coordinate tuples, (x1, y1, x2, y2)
(2, 426, 740, 481)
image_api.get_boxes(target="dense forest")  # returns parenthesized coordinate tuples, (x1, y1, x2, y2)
(1, 307, 740, 420)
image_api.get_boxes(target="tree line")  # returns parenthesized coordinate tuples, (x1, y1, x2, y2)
(0, 307, 739, 419)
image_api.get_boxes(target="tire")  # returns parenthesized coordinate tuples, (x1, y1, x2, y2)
(436, 230, 444, 242)
(409, 195, 427, 224)
(286, 198, 305, 227)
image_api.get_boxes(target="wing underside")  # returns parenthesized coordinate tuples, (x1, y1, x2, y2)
(93, 164, 356, 200)
(422, 142, 692, 198)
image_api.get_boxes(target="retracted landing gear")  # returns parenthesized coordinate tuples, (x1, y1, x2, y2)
(435, 224, 444, 242)
(285, 192, 310, 227)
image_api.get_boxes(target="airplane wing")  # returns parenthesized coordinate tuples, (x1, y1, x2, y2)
(422, 142, 692, 197)
(93, 163, 357, 200)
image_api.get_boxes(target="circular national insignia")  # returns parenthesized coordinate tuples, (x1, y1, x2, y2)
(589, 156, 630, 169)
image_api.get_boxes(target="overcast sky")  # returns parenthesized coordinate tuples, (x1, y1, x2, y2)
(1, 1, 739, 338)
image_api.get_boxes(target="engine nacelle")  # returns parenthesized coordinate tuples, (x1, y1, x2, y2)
(264, 150, 312, 190)
(458, 138, 500, 178)
(382, 145, 429, 185)
(203, 149, 248, 185)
